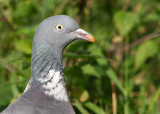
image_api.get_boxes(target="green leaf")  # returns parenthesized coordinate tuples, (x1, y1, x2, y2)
(13, 1, 38, 19)
(145, 12, 160, 22)
(84, 102, 106, 114)
(106, 68, 125, 95)
(10, 74, 20, 97)
(135, 41, 158, 69)
(96, 58, 108, 66)
(64, 66, 83, 77)
(139, 96, 147, 114)
(10, 94, 21, 104)
(15, 25, 37, 36)
(0, 85, 13, 106)
(14, 39, 32, 54)
(147, 87, 160, 113)
(89, 45, 104, 57)
(114, 11, 139, 36)
(81, 64, 101, 78)
(79, 90, 90, 102)
(73, 99, 89, 114)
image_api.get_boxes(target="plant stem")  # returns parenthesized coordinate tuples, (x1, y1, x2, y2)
(111, 80, 117, 114)
(124, 35, 129, 114)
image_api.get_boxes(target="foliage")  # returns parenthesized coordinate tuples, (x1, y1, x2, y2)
(0, 0, 160, 114)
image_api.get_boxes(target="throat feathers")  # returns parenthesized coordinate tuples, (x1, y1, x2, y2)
(39, 70, 68, 102)
(30, 45, 69, 102)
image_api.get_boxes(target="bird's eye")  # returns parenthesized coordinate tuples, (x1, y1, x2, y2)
(56, 24, 63, 31)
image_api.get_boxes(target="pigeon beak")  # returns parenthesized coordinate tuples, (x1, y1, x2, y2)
(73, 29, 95, 42)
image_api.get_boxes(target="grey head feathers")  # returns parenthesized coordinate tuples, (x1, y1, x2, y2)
(33, 15, 79, 52)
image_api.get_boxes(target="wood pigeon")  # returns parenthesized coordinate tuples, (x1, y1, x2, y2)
(1, 15, 95, 114)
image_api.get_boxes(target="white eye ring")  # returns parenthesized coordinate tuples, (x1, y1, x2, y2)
(56, 24, 63, 31)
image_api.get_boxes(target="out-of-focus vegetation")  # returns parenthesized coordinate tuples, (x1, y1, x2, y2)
(0, 0, 160, 113)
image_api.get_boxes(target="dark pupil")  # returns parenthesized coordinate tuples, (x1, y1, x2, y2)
(58, 26, 61, 29)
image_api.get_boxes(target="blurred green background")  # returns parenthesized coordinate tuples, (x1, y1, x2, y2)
(0, 0, 160, 114)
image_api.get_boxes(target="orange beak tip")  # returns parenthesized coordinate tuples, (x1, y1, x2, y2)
(88, 34, 95, 42)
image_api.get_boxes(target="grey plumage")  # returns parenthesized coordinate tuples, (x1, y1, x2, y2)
(1, 15, 95, 114)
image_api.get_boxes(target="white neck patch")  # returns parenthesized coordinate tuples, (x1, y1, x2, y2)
(38, 70, 68, 102)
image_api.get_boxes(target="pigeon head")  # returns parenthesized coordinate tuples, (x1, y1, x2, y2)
(33, 15, 95, 51)
(2, 15, 95, 114)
